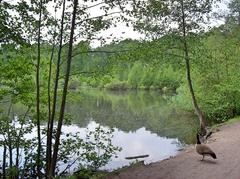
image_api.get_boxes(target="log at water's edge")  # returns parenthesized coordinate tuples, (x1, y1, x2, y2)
(125, 155, 149, 160)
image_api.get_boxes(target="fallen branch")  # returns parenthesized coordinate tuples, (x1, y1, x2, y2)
(125, 155, 149, 160)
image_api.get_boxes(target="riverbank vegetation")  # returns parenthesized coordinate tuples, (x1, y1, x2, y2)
(72, 25, 240, 124)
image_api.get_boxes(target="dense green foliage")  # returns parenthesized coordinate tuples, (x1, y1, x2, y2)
(70, 26, 240, 124)
(0, 49, 121, 177)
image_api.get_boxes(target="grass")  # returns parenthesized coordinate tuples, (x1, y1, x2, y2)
(211, 116, 240, 130)
(224, 116, 240, 124)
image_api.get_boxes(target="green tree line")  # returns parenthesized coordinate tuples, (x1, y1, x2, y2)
(72, 25, 240, 124)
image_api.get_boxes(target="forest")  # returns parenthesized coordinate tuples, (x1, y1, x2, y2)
(1, 0, 240, 178)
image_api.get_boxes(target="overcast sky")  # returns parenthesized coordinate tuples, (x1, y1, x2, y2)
(9, 0, 231, 48)
(89, 0, 230, 47)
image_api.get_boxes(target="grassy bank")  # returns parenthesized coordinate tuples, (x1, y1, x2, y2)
(211, 116, 240, 130)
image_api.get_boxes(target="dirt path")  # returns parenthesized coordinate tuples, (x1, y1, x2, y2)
(108, 122, 240, 179)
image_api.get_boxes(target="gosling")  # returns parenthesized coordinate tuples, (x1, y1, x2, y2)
(195, 133, 217, 161)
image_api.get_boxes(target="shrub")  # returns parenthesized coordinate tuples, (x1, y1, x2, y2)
(140, 68, 155, 88)
(153, 66, 181, 90)
(128, 62, 144, 88)
(105, 80, 130, 90)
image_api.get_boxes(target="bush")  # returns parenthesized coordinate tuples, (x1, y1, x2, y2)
(171, 79, 240, 125)
(140, 68, 155, 88)
(128, 62, 144, 88)
(170, 84, 193, 111)
(105, 80, 130, 90)
(201, 84, 240, 123)
(68, 78, 80, 90)
(153, 66, 181, 90)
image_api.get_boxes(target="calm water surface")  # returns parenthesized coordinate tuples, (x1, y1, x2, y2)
(1, 89, 198, 171)
(64, 89, 198, 170)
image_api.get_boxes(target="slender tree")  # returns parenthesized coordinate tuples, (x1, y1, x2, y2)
(131, 0, 217, 134)
(36, 0, 43, 177)
(46, 0, 66, 175)
(179, 0, 206, 134)
(2, 144, 6, 179)
(50, 0, 78, 176)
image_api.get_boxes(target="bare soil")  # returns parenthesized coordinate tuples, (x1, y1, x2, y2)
(106, 122, 240, 179)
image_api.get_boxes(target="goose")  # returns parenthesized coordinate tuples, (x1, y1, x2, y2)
(195, 133, 217, 161)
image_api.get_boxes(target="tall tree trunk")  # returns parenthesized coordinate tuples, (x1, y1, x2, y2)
(15, 126, 22, 178)
(46, 41, 55, 175)
(2, 144, 6, 179)
(49, 0, 78, 176)
(46, 0, 66, 176)
(7, 102, 13, 168)
(15, 107, 30, 178)
(180, 0, 207, 135)
(36, 0, 43, 177)
(8, 131, 13, 168)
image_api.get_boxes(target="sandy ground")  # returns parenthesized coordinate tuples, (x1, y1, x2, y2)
(107, 122, 240, 179)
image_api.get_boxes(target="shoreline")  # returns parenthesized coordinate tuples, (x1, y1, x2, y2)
(105, 117, 240, 179)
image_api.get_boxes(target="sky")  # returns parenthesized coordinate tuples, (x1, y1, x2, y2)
(6, 0, 232, 48)
(88, 0, 231, 47)
(46, 0, 146, 47)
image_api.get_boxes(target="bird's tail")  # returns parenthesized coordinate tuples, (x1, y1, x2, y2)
(210, 153, 217, 159)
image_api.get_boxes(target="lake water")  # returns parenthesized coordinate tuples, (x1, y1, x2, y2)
(64, 89, 198, 170)
(0, 89, 198, 171)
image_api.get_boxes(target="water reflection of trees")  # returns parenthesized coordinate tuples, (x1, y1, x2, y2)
(67, 90, 198, 144)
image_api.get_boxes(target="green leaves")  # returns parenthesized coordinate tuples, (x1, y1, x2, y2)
(57, 125, 121, 174)
(131, 0, 217, 38)
(0, 47, 35, 106)
(83, 125, 121, 170)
